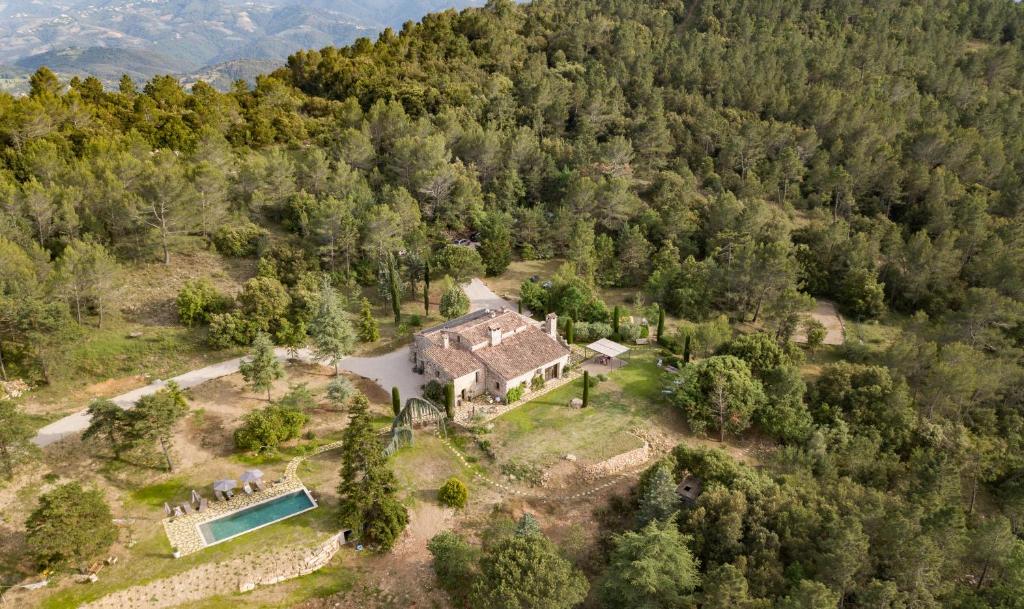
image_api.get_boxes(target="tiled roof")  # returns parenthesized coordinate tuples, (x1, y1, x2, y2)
(476, 326, 570, 381)
(423, 345, 481, 378)
(452, 310, 528, 346)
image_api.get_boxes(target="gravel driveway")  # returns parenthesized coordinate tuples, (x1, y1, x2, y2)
(463, 278, 519, 312)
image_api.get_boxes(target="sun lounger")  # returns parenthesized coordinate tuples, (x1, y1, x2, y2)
(243, 484, 254, 495)
(198, 498, 209, 511)
(215, 490, 226, 502)
(180, 502, 194, 515)
(172, 506, 184, 517)
(225, 489, 234, 500)
(253, 480, 266, 492)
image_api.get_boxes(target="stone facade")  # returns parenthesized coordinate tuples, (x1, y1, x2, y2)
(412, 308, 570, 406)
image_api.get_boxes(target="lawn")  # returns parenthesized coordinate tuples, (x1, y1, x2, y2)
(487, 351, 673, 467)
(391, 433, 471, 504)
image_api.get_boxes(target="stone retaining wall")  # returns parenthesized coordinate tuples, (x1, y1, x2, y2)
(579, 443, 651, 481)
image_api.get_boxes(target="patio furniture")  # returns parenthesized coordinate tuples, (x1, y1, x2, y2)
(253, 479, 266, 492)
(225, 489, 234, 500)
(214, 490, 226, 502)
(240, 469, 265, 491)
(198, 498, 209, 511)
(213, 479, 237, 500)
(172, 506, 184, 517)
(163, 502, 172, 517)
(180, 502, 194, 515)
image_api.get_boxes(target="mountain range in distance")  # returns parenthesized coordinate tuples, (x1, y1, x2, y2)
(0, 0, 483, 94)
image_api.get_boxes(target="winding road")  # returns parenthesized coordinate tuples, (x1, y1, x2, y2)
(32, 279, 516, 447)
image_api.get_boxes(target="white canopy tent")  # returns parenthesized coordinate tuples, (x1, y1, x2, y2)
(585, 338, 631, 368)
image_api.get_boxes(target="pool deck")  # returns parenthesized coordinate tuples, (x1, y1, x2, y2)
(163, 478, 308, 556)
(163, 439, 344, 557)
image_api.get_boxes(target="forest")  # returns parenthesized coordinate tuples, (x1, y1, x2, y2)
(3, 0, 1024, 607)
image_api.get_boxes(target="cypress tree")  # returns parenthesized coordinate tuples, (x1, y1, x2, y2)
(582, 370, 590, 408)
(423, 260, 431, 314)
(518, 299, 522, 314)
(565, 317, 575, 344)
(683, 335, 691, 365)
(389, 255, 401, 325)
(445, 382, 456, 419)
(656, 306, 665, 345)
(392, 386, 402, 417)
(612, 306, 621, 337)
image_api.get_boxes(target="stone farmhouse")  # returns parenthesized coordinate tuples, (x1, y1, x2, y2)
(411, 309, 571, 407)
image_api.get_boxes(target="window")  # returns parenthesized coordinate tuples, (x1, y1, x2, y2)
(495, 382, 500, 390)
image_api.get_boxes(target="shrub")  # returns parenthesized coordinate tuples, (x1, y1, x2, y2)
(212, 223, 267, 257)
(326, 376, 355, 407)
(438, 477, 468, 509)
(531, 375, 545, 391)
(424, 380, 445, 403)
(500, 460, 543, 486)
(176, 279, 231, 327)
(618, 322, 643, 343)
(428, 531, 478, 604)
(26, 483, 118, 568)
(575, 321, 613, 342)
(506, 384, 525, 403)
(207, 312, 257, 348)
(234, 405, 310, 453)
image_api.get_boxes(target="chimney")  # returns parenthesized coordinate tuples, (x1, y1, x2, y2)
(546, 313, 558, 339)
(489, 325, 502, 347)
(442, 333, 450, 349)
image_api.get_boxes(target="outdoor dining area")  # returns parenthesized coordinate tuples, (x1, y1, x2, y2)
(163, 469, 271, 519)
(583, 338, 632, 370)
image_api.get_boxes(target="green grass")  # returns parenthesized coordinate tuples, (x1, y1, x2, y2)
(128, 478, 190, 508)
(391, 433, 469, 503)
(25, 321, 244, 415)
(488, 353, 669, 466)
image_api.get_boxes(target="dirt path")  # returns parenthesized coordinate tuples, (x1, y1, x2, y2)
(793, 299, 845, 345)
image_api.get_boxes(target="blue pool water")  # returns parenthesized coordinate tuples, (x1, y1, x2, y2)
(199, 489, 316, 545)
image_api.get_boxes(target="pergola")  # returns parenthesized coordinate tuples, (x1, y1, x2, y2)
(585, 338, 631, 369)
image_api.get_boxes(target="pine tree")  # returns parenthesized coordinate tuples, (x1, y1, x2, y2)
(337, 395, 408, 549)
(128, 382, 189, 471)
(240, 332, 284, 400)
(310, 280, 355, 375)
(358, 297, 380, 342)
(0, 401, 37, 479)
(637, 460, 680, 526)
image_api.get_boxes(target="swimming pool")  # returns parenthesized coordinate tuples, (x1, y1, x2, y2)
(197, 488, 317, 546)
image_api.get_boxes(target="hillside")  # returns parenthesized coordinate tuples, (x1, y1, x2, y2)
(0, 0, 482, 91)
(3, 0, 1024, 608)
